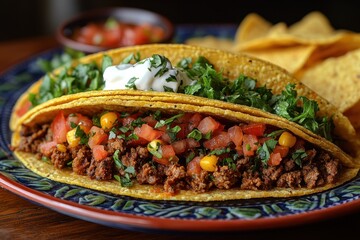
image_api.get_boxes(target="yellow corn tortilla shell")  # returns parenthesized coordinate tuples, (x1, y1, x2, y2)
(11, 44, 360, 164)
(12, 95, 360, 201)
(14, 151, 359, 201)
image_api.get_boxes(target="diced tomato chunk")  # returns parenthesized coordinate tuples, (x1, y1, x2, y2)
(39, 141, 57, 156)
(134, 124, 163, 142)
(152, 156, 170, 165)
(242, 123, 266, 137)
(127, 137, 148, 146)
(187, 113, 203, 130)
(228, 125, 243, 148)
(172, 140, 187, 154)
(273, 145, 289, 158)
(121, 113, 141, 126)
(66, 113, 93, 134)
(160, 145, 176, 159)
(197, 116, 221, 135)
(51, 111, 70, 143)
(142, 115, 157, 127)
(242, 134, 259, 156)
(186, 138, 201, 148)
(203, 131, 231, 150)
(88, 126, 108, 149)
(16, 100, 32, 117)
(187, 156, 202, 176)
(268, 152, 282, 166)
(160, 132, 171, 144)
(92, 145, 108, 161)
(174, 123, 188, 139)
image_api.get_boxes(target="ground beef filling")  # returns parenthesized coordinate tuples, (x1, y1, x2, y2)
(16, 123, 342, 194)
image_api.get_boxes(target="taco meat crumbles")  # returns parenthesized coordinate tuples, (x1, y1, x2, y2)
(15, 110, 342, 194)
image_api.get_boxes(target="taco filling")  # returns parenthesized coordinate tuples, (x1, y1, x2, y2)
(15, 109, 342, 194)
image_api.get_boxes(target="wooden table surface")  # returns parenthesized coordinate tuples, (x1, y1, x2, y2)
(1, 36, 360, 240)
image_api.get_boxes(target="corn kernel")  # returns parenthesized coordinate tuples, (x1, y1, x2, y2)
(147, 139, 164, 152)
(56, 144, 67, 153)
(278, 131, 297, 148)
(100, 112, 118, 130)
(200, 155, 218, 172)
(66, 129, 80, 147)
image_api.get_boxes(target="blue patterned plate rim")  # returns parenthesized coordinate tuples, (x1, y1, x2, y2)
(1, 25, 360, 232)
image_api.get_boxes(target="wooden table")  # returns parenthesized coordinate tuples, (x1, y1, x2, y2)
(0, 36, 359, 239)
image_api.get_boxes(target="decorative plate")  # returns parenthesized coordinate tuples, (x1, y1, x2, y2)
(1, 25, 360, 233)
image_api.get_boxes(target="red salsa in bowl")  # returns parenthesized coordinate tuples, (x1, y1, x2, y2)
(56, 7, 174, 53)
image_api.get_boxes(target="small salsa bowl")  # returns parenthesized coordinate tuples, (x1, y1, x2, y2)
(56, 7, 174, 53)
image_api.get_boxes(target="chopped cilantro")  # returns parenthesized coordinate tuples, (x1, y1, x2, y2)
(187, 129, 202, 141)
(292, 149, 308, 167)
(125, 77, 138, 90)
(256, 139, 277, 167)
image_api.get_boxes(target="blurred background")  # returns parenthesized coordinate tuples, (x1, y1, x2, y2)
(1, 0, 360, 42)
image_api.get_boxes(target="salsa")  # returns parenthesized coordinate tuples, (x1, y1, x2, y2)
(72, 17, 166, 47)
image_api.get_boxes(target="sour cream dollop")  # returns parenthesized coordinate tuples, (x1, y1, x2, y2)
(103, 55, 195, 92)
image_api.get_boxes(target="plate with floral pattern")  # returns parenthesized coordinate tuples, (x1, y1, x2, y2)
(1, 25, 360, 232)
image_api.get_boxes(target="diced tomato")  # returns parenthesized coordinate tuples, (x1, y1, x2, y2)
(121, 113, 141, 126)
(268, 152, 282, 166)
(127, 137, 148, 147)
(16, 100, 32, 117)
(160, 132, 171, 144)
(92, 145, 108, 161)
(203, 131, 231, 150)
(175, 123, 188, 139)
(258, 137, 272, 145)
(102, 26, 122, 47)
(134, 124, 163, 142)
(172, 139, 187, 154)
(187, 156, 202, 176)
(273, 145, 289, 158)
(176, 112, 193, 123)
(51, 111, 70, 143)
(152, 145, 177, 165)
(186, 138, 201, 149)
(197, 116, 221, 135)
(187, 113, 203, 130)
(39, 141, 57, 157)
(213, 124, 225, 136)
(242, 123, 266, 137)
(160, 145, 176, 158)
(242, 134, 259, 156)
(293, 138, 305, 150)
(152, 156, 170, 165)
(228, 126, 243, 148)
(133, 25, 151, 45)
(142, 115, 157, 127)
(88, 126, 108, 149)
(76, 23, 102, 45)
(66, 113, 93, 134)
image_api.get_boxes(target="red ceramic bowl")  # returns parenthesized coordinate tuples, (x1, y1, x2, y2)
(56, 7, 174, 53)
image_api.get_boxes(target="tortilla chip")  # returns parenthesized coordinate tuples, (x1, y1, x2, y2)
(288, 11, 335, 38)
(300, 48, 360, 114)
(243, 45, 317, 74)
(234, 13, 273, 43)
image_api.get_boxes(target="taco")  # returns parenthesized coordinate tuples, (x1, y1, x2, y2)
(10, 44, 360, 201)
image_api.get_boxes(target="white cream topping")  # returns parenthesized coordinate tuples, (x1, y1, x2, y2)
(103, 56, 195, 92)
